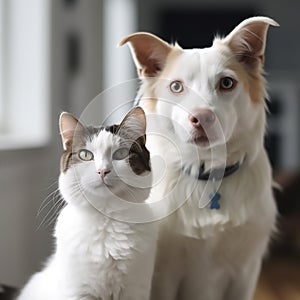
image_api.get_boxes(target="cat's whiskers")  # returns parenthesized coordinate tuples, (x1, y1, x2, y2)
(42, 201, 67, 228)
(67, 185, 85, 199)
(78, 177, 139, 202)
(36, 182, 81, 230)
(36, 185, 86, 230)
(36, 194, 64, 230)
(45, 180, 60, 190)
(37, 186, 60, 216)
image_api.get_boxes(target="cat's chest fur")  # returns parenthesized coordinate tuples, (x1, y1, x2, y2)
(56, 206, 139, 260)
(53, 205, 156, 298)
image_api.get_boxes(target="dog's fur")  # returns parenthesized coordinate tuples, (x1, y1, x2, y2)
(120, 17, 279, 300)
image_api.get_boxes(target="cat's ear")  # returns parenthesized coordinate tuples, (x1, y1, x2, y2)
(222, 16, 279, 68)
(118, 107, 146, 141)
(59, 112, 84, 150)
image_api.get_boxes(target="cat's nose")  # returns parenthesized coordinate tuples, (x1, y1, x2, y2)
(97, 169, 111, 178)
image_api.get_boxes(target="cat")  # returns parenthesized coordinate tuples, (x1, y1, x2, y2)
(17, 107, 157, 300)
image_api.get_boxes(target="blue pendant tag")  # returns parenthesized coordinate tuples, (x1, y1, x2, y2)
(209, 192, 221, 209)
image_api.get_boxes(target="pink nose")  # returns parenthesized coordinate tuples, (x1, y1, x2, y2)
(188, 109, 216, 129)
(98, 169, 111, 178)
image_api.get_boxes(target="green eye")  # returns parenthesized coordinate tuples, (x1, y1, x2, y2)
(112, 148, 129, 160)
(78, 149, 94, 161)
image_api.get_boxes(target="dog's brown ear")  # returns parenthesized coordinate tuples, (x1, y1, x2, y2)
(223, 17, 279, 68)
(119, 32, 173, 77)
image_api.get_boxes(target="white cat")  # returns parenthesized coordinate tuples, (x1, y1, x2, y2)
(17, 107, 157, 300)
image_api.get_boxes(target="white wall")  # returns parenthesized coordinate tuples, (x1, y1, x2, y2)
(0, 149, 54, 286)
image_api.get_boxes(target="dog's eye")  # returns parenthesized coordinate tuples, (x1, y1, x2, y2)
(78, 149, 94, 161)
(219, 77, 236, 91)
(170, 80, 184, 93)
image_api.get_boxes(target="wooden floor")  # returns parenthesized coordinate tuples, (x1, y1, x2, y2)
(254, 258, 300, 300)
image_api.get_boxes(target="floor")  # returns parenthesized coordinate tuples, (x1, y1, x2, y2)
(254, 258, 300, 300)
(1, 259, 299, 300)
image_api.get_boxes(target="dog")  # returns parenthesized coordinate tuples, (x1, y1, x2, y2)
(120, 17, 279, 300)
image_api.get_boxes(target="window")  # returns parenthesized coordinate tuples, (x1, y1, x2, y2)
(101, 0, 138, 125)
(0, 0, 51, 149)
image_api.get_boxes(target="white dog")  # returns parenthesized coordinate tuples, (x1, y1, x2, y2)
(120, 17, 278, 300)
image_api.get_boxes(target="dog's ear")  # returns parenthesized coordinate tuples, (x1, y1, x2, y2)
(223, 17, 279, 68)
(119, 32, 173, 77)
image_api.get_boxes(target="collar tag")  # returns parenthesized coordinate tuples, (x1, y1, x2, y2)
(194, 161, 241, 209)
(209, 192, 221, 209)
(209, 176, 221, 209)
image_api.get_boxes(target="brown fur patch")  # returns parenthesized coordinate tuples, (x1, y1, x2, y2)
(119, 32, 173, 77)
(60, 126, 96, 173)
(228, 61, 266, 104)
(60, 119, 151, 177)
(139, 48, 183, 114)
(159, 47, 183, 79)
(140, 97, 158, 114)
(60, 151, 73, 173)
(128, 136, 151, 175)
(60, 140, 85, 173)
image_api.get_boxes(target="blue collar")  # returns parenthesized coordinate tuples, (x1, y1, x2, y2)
(197, 161, 240, 181)
(184, 161, 240, 181)
(184, 161, 241, 210)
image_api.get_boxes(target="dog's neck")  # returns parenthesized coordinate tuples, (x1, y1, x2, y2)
(183, 157, 243, 181)
(181, 149, 246, 180)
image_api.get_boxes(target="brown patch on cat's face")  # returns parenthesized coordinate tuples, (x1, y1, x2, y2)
(60, 136, 86, 173)
(60, 126, 98, 173)
(128, 135, 151, 175)
(60, 108, 151, 178)
(60, 125, 151, 176)
(115, 106, 150, 175)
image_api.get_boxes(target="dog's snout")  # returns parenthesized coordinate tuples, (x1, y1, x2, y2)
(188, 109, 216, 129)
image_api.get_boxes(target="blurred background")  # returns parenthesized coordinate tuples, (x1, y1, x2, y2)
(0, 0, 299, 299)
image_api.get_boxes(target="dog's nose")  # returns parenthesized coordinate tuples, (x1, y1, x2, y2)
(97, 169, 111, 178)
(188, 109, 216, 129)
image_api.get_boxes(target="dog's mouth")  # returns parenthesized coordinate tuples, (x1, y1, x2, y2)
(189, 129, 216, 147)
(193, 135, 210, 145)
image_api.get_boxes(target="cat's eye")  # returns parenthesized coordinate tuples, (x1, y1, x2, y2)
(170, 80, 184, 93)
(78, 149, 94, 161)
(219, 77, 236, 91)
(112, 148, 129, 160)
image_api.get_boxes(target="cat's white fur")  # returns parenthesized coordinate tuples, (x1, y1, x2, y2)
(17, 109, 157, 300)
(18, 207, 156, 300)
(120, 17, 279, 300)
